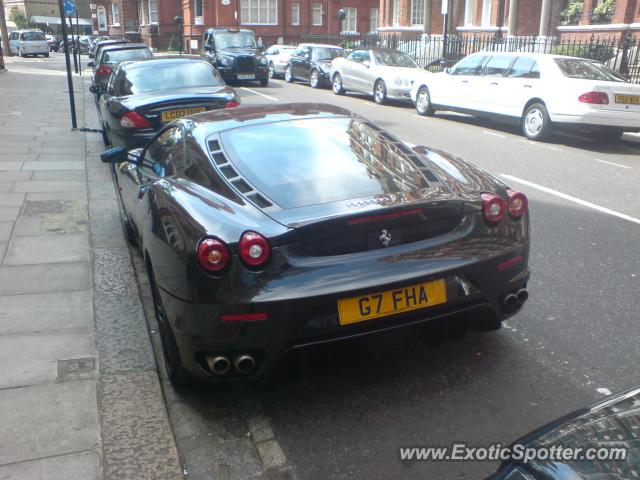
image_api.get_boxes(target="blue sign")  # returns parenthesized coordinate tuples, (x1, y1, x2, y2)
(63, 0, 76, 16)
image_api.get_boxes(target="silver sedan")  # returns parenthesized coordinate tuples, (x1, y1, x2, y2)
(330, 48, 424, 104)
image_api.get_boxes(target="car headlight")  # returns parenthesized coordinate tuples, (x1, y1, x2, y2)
(217, 56, 230, 67)
(259, 56, 268, 65)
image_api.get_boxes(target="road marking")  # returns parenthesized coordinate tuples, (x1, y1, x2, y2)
(524, 140, 562, 151)
(482, 130, 506, 138)
(240, 87, 278, 101)
(595, 158, 631, 169)
(501, 174, 640, 226)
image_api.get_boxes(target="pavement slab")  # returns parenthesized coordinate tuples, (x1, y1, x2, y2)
(4, 233, 90, 265)
(0, 262, 90, 296)
(22, 161, 85, 171)
(0, 452, 100, 480)
(13, 180, 86, 193)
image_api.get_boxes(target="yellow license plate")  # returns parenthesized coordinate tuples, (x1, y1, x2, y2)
(337, 279, 447, 326)
(615, 94, 640, 105)
(160, 107, 206, 123)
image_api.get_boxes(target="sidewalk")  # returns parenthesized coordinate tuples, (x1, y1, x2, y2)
(0, 56, 182, 479)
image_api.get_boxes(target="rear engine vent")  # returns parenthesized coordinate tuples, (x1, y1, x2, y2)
(220, 165, 238, 179)
(232, 179, 252, 193)
(212, 152, 227, 165)
(208, 139, 221, 151)
(247, 193, 272, 208)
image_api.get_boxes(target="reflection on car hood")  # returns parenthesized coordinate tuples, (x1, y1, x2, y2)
(118, 86, 236, 108)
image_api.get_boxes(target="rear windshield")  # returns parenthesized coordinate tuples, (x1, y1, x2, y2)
(123, 62, 224, 94)
(554, 58, 627, 82)
(21, 32, 45, 41)
(218, 117, 430, 209)
(102, 48, 152, 64)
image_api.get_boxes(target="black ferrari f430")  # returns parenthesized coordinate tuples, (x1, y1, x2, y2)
(101, 103, 531, 388)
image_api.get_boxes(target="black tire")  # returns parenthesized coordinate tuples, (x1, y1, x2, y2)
(148, 261, 191, 389)
(374, 80, 387, 105)
(44, 53, 49, 58)
(100, 123, 110, 148)
(122, 212, 137, 246)
(310, 69, 320, 88)
(285, 65, 294, 83)
(259, 77, 269, 87)
(415, 86, 435, 116)
(332, 73, 345, 95)
(522, 102, 553, 141)
(268, 62, 275, 79)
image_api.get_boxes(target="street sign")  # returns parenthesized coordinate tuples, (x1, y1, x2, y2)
(63, 0, 76, 16)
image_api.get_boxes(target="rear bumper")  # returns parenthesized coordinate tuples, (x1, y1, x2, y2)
(109, 129, 156, 150)
(550, 110, 640, 130)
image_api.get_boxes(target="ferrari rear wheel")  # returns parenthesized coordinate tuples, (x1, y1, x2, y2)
(148, 261, 190, 389)
(332, 73, 345, 95)
(285, 65, 294, 83)
(374, 80, 387, 105)
(310, 69, 320, 88)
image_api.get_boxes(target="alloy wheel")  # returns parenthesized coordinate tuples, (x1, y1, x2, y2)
(310, 70, 319, 88)
(374, 81, 386, 104)
(333, 74, 344, 95)
(268, 62, 274, 79)
(285, 66, 293, 82)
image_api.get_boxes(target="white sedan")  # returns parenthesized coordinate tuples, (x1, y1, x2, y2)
(410, 52, 640, 142)
(330, 48, 424, 104)
(263, 44, 296, 78)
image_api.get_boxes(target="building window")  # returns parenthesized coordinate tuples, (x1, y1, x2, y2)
(481, 0, 491, 26)
(240, 0, 278, 25)
(391, 0, 400, 26)
(291, 2, 300, 25)
(341, 7, 357, 33)
(111, 3, 120, 25)
(410, 0, 424, 25)
(369, 7, 378, 32)
(148, 0, 158, 23)
(464, 0, 474, 26)
(194, 0, 203, 24)
(97, 6, 107, 30)
(312, 3, 322, 26)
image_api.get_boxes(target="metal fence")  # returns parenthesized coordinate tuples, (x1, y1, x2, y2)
(295, 32, 640, 83)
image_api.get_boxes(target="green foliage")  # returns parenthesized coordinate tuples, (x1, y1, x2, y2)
(167, 34, 183, 52)
(550, 43, 614, 62)
(590, 0, 615, 24)
(560, 0, 584, 26)
(9, 9, 28, 29)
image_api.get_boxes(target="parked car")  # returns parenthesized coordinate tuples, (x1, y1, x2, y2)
(489, 385, 640, 479)
(411, 52, 640, 142)
(330, 48, 423, 104)
(89, 43, 153, 98)
(100, 102, 530, 388)
(263, 44, 296, 78)
(90, 38, 129, 61)
(202, 28, 269, 86)
(396, 35, 444, 66)
(285, 44, 344, 88)
(95, 56, 240, 149)
(9, 30, 49, 57)
(45, 34, 61, 52)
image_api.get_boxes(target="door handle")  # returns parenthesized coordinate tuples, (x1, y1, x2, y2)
(490, 82, 499, 86)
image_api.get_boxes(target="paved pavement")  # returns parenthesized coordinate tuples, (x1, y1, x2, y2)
(0, 55, 182, 479)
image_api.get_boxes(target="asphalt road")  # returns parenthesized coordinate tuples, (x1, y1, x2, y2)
(233, 78, 640, 479)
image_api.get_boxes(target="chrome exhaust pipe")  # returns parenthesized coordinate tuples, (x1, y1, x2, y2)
(502, 293, 519, 313)
(516, 288, 529, 304)
(206, 355, 231, 375)
(234, 354, 256, 375)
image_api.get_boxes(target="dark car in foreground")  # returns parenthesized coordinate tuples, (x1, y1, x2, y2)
(285, 44, 344, 88)
(489, 385, 640, 479)
(202, 28, 269, 86)
(96, 56, 239, 149)
(101, 103, 530, 388)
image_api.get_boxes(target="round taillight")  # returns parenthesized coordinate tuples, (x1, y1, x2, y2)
(507, 189, 528, 218)
(481, 193, 507, 224)
(239, 231, 270, 267)
(197, 238, 230, 272)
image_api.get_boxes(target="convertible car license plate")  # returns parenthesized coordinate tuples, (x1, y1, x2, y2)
(161, 107, 206, 123)
(237, 74, 255, 80)
(615, 94, 640, 105)
(337, 279, 447, 326)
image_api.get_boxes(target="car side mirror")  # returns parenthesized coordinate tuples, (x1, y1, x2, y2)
(204, 44, 213, 52)
(101, 147, 129, 164)
(87, 61, 94, 67)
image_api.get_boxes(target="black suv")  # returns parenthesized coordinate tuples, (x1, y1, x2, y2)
(202, 28, 269, 86)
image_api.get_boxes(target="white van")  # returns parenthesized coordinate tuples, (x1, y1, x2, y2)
(9, 30, 49, 57)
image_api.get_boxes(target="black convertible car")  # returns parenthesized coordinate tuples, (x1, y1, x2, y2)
(95, 56, 239, 149)
(101, 103, 530, 388)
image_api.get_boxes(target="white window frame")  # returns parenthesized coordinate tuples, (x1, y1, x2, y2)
(312, 3, 323, 26)
(194, 0, 203, 24)
(391, 0, 400, 27)
(111, 3, 120, 26)
(410, 0, 424, 26)
(240, 0, 278, 25)
(464, 0, 475, 26)
(148, 0, 158, 24)
(481, 0, 491, 27)
(291, 2, 300, 25)
(369, 7, 379, 32)
(97, 6, 108, 30)
(138, 0, 146, 26)
(341, 7, 357, 33)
